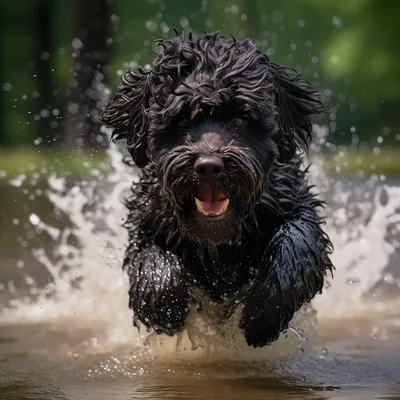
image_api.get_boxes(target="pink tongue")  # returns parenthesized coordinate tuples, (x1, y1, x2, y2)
(197, 187, 225, 214)
(200, 187, 214, 202)
(202, 201, 224, 214)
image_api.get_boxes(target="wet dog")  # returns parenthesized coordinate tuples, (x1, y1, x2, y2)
(100, 31, 334, 347)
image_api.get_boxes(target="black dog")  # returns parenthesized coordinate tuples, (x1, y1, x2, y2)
(100, 32, 334, 348)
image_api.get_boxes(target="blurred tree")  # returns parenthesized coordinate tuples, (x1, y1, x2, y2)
(111, 0, 206, 87)
(285, 0, 400, 145)
(0, 10, 4, 145)
(208, 0, 400, 146)
(63, 0, 112, 150)
(1, 0, 399, 148)
(35, 0, 55, 146)
(2, 0, 37, 147)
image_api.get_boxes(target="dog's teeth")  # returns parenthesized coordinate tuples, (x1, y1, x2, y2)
(195, 198, 229, 216)
(195, 197, 205, 213)
(220, 199, 229, 213)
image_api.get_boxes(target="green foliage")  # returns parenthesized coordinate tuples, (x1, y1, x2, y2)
(323, 147, 400, 177)
(297, 0, 400, 105)
(1, 0, 399, 147)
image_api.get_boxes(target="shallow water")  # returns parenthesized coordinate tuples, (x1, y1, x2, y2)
(2, 147, 400, 399)
(2, 317, 400, 399)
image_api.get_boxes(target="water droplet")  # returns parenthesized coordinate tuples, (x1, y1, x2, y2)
(332, 16, 343, 27)
(382, 126, 391, 135)
(29, 213, 40, 226)
(180, 17, 189, 28)
(68, 103, 79, 114)
(145, 20, 158, 32)
(40, 51, 50, 61)
(110, 14, 120, 23)
(372, 147, 381, 155)
(71, 38, 83, 50)
(9, 174, 26, 187)
(227, 5, 239, 14)
(2, 82, 12, 91)
(40, 109, 50, 118)
(297, 19, 306, 28)
(272, 10, 283, 23)
(330, 55, 339, 64)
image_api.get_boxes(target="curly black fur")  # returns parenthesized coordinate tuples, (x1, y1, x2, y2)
(100, 31, 334, 348)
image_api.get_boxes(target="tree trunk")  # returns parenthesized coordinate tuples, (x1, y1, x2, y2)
(63, 0, 111, 150)
(35, 0, 55, 146)
(0, 9, 5, 146)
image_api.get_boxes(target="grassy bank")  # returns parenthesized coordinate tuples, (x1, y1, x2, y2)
(0, 148, 112, 179)
(322, 148, 400, 177)
(1, 147, 400, 179)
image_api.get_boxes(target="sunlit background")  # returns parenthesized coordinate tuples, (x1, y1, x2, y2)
(1, 1, 400, 399)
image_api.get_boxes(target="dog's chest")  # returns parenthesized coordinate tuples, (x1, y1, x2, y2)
(181, 242, 261, 301)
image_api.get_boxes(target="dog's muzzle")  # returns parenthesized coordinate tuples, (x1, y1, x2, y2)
(194, 156, 230, 219)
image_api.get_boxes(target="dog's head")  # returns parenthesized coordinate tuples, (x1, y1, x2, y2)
(100, 32, 324, 246)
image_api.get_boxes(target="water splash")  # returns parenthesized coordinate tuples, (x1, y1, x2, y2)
(315, 183, 400, 317)
(1, 129, 400, 362)
(1, 147, 136, 347)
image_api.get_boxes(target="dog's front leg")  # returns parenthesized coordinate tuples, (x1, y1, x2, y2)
(125, 244, 189, 336)
(240, 218, 333, 347)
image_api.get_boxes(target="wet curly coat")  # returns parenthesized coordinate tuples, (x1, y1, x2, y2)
(100, 31, 334, 348)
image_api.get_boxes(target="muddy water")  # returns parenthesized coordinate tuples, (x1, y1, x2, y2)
(2, 317, 400, 399)
(2, 151, 400, 399)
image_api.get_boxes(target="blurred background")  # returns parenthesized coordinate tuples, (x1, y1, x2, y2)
(1, 0, 399, 176)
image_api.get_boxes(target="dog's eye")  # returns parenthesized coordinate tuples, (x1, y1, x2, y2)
(178, 118, 190, 128)
(233, 117, 246, 128)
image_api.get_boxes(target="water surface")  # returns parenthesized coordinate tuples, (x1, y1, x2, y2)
(2, 150, 400, 399)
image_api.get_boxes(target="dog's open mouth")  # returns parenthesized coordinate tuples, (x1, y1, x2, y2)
(194, 187, 229, 218)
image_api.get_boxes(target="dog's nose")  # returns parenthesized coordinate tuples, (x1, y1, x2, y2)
(194, 156, 224, 179)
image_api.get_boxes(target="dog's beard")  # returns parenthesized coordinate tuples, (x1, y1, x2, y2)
(156, 145, 264, 247)
(181, 199, 243, 246)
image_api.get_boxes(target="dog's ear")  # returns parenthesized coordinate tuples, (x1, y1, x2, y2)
(270, 63, 325, 163)
(100, 70, 150, 168)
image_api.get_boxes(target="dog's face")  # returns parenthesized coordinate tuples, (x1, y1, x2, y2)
(101, 32, 324, 246)
(152, 114, 273, 247)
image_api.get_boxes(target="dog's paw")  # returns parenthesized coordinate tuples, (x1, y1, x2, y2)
(130, 281, 189, 336)
(240, 309, 286, 348)
(149, 290, 189, 336)
(128, 245, 189, 336)
(239, 284, 293, 348)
